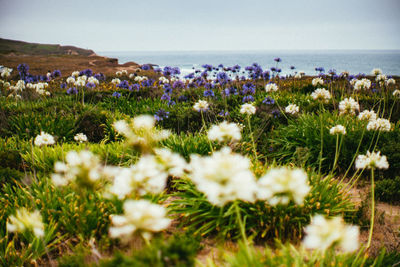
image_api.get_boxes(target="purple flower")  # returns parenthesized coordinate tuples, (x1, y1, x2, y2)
(178, 95, 188, 102)
(167, 100, 176, 106)
(274, 57, 281, 62)
(290, 66, 295, 70)
(60, 82, 67, 89)
(163, 84, 173, 94)
(262, 96, 275, 105)
(218, 110, 229, 117)
(67, 87, 78, 95)
(86, 82, 96, 89)
(130, 83, 140, 91)
(94, 73, 106, 81)
(141, 64, 151, 70)
(117, 80, 130, 89)
(242, 95, 255, 102)
(154, 109, 169, 121)
(52, 70, 61, 78)
(161, 93, 171, 101)
(203, 89, 215, 97)
(112, 91, 121, 98)
(80, 69, 93, 77)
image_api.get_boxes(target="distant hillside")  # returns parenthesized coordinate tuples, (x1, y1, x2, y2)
(0, 38, 96, 56)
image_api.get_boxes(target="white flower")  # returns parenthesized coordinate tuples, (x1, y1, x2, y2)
(265, 83, 279, 92)
(51, 150, 103, 187)
(294, 72, 304, 79)
(193, 100, 209, 112)
(113, 115, 170, 151)
(376, 74, 387, 83)
(312, 77, 324, 86)
(303, 214, 359, 253)
(71, 71, 80, 77)
(116, 71, 122, 77)
(358, 110, 377, 121)
(366, 118, 391, 132)
(159, 77, 169, 84)
(109, 199, 171, 240)
(66, 76, 76, 84)
(1, 67, 12, 78)
(393, 90, 400, 97)
(34, 131, 55, 146)
(256, 167, 310, 205)
(188, 147, 257, 206)
(74, 133, 88, 143)
(154, 148, 187, 177)
(355, 151, 389, 170)
(7, 208, 45, 238)
(285, 104, 299, 114)
(338, 97, 359, 115)
(386, 78, 395, 86)
(87, 76, 99, 85)
(311, 88, 331, 103)
(371, 68, 382, 76)
(329, 125, 346, 135)
(111, 78, 121, 85)
(240, 103, 256, 115)
(208, 121, 241, 143)
(353, 78, 371, 91)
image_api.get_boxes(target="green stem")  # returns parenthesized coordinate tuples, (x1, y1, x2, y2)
(331, 134, 340, 175)
(342, 128, 365, 181)
(247, 115, 258, 162)
(201, 111, 214, 153)
(318, 104, 324, 175)
(234, 202, 250, 256)
(366, 169, 375, 249)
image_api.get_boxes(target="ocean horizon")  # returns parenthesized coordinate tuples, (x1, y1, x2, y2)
(98, 50, 400, 77)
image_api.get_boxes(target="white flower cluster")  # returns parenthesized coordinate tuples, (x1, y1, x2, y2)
(355, 151, 389, 170)
(71, 71, 80, 77)
(375, 74, 387, 83)
(358, 110, 377, 121)
(386, 78, 395, 86)
(111, 78, 121, 85)
(240, 103, 256, 115)
(113, 115, 170, 152)
(188, 147, 257, 206)
(353, 78, 371, 91)
(7, 208, 45, 238)
(393, 90, 400, 97)
(265, 83, 278, 92)
(134, 76, 148, 82)
(106, 150, 185, 199)
(193, 100, 209, 112)
(51, 150, 104, 187)
(366, 118, 391, 132)
(75, 75, 87, 87)
(285, 104, 299, 114)
(159, 76, 169, 84)
(371, 68, 382, 76)
(9, 80, 26, 92)
(329, 125, 346, 135)
(66, 76, 75, 84)
(311, 88, 331, 103)
(1, 67, 12, 78)
(34, 131, 55, 146)
(208, 121, 241, 143)
(256, 167, 310, 206)
(303, 214, 359, 253)
(312, 77, 324, 86)
(338, 97, 359, 115)
(109, 199, 171, 240)
(88, 76, 99, 85)
(27, 82, 50, 96)
(116, 70, 128, 76)
(74, 133, 88, 143)
(294, 71, 305, 79)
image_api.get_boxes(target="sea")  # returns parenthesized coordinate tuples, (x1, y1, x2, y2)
(99, 50, 400, 77)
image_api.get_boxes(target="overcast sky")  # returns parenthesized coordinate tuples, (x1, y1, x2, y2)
(0, 0, 399, 52)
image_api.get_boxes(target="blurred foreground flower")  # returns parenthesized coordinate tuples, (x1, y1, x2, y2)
(303, 214, 359, 253)
(7, 208, 45, 238)
(109, 199, 171, 241)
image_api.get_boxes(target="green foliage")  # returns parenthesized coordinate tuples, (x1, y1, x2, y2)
(168, 172, 354, 241)
(99, 233, 201, 267)
(375, 176, 400, 203)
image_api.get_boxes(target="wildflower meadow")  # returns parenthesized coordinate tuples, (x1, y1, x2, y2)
(0, 62, 400, 266)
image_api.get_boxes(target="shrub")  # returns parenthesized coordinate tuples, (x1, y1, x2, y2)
(375, 177, 400, 203)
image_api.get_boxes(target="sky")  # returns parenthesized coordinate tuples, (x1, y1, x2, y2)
(0, 0, 399, 52)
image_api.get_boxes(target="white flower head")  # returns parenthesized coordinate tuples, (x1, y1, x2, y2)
(74, 133, 88, 143)
(285, 104, 300, 115)
(193, 100, 209, 112)
(265, 83, 279, 92)
(7, 208, 45, 238)
(393, 90, 400, 97)
(338, 97, 359, 115)
(111, 78, 121, 85)
(240, 103, 256, 115)
(329, 125, 346, 135)
(311, 88, 331, 103)
(303, 214, 359, 253)
(256, 167, 310, 205)
(188, 147, 257, 206)
(355, 151, 389, 170)
(34, 131, 55, 146)
(366, 118, 391, 132)
(353, 78, 371, 91)
(312, 77, 324, 86)
(109, 199, 171, 240)
(358, 110, 377, 122)
(208, 121, 241, 143)
(385, 78, 395, 86)
(371, 68, 382, 76)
